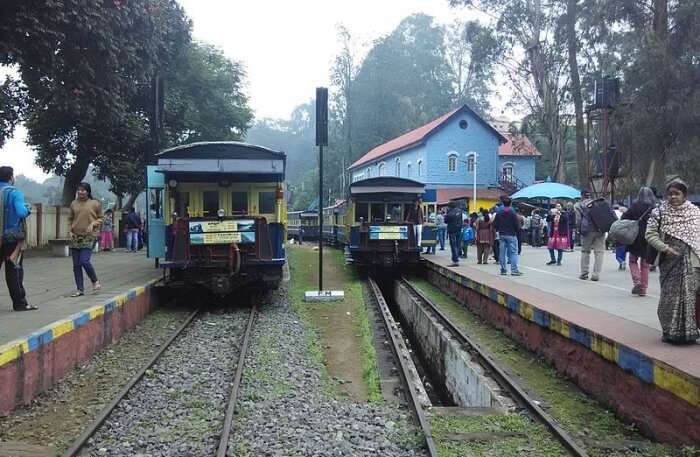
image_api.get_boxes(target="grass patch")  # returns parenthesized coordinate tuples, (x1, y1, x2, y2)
(431, 413, 567, 457)
(411, 278, 692, 457)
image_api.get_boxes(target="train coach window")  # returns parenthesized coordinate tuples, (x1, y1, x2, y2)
(258, 191, 276, 214)
(203, 191, 219, 216)
(149, 189, 162, 219)
(355, 203, 368, 222)
(175, 192, 190, 218)
(232, 192, 248, 214)
(371, 203, 386, 222)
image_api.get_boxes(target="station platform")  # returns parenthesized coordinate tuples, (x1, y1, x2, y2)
(0, 250, 162, 416)
(423, 245, 700, 445)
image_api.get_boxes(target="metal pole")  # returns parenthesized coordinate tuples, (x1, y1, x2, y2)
(473, 154, 477, 214)
(319, 144, 323, 292)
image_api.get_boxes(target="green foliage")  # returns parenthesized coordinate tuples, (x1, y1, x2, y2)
(0, 75, 26, 148)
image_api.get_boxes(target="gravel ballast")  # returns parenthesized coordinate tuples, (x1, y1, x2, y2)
(229, 288, 427, 457)
(80, 309, 249, 456)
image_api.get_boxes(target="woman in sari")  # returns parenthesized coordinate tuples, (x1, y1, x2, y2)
(645, 180, 700, 344)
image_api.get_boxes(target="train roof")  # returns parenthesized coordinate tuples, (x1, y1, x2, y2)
(155, 141, 285, 181)
(349, 177, 425, 195)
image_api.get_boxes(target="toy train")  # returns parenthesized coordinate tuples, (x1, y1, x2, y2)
(146, 142, 287, 295)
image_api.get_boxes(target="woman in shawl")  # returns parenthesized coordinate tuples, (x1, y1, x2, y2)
(546, 207, 570, 266)
(645, 180, 700, 344)
(622, 187, 657, 296)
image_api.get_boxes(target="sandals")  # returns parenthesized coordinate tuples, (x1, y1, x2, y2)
(14, 304, 38, 312)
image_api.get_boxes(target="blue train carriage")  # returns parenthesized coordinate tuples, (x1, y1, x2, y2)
(288, 210, 319, 242)
(345, 177, 426, 267)
(322, 199, 347, 245)
(146, 142, 287, 295)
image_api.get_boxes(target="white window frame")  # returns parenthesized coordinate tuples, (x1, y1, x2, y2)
(467, 154, 475, 173)
(417, 159, 423, 177)
(378, 162, 386, 176)
(366, 167, 371, 179)
(395, 157, 401, 177)
(447, 152, 458, 173)
(502, 162, 515, 180)
(407, 162, 412, 178)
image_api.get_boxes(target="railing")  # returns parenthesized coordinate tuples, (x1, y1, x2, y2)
(498, 174, 527, 194)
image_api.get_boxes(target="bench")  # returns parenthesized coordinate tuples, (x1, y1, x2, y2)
(48, 238, 71, 257)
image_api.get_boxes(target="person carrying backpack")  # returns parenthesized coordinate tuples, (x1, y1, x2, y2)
(444, 201, 463, 267)
(575, 190, 616, 281)
(0, 166, 36, 311)
(460, 221, 474, 259)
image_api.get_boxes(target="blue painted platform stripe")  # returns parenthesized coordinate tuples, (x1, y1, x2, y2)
(618, 346, 655, 384)
(426, 259, 699, 407)
(0, 279, 159, 368)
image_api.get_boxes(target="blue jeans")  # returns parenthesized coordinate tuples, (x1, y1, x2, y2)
(71, 248, 98, 292)
(615, 244, 627, 264)
(448, 232, 461, 263)
(127, 229, 140, 251)
(437, 227, 446, 250)
(499, 235, 519, 273)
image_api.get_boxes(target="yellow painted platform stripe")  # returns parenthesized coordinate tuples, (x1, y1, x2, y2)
(134, 286, 146, 296)
(520, 302, 534, 321)
(0, 341, 23, 366)
(114, 294, 127, 307)
(51, 320, 74, 339)
(654, 363, 700, 407)
(497, 293, 506, 306)
(88, 305, 106, 320)
(591, 335, 618, 363)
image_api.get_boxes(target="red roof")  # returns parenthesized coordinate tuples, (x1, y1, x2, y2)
(436, 187, 506, 205)
(349, 105, 507, 171)
(498, 133, 541, 156)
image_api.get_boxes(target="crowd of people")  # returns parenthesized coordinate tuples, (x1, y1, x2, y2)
(0, 166, 148, 310)
(426, 181, 699, 345)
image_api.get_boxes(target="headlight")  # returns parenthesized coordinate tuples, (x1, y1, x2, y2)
(217, 209, 226, 218)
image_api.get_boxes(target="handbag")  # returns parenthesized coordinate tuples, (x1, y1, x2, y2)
(609, 207, 652, 245)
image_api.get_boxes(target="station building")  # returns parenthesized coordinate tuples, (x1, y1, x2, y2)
(347, 105, 540, 214)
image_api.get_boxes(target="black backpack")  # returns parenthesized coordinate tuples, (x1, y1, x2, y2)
(587, 198, 617, 233)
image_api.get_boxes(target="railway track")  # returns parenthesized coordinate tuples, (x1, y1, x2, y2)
(398, 276, 589, 457)
(61, 306, 257, 457)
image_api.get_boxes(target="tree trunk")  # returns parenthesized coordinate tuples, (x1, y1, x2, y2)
(566, 0, 587, 188)
(61, 153, 91, 206)
(123, 193, 138, 211)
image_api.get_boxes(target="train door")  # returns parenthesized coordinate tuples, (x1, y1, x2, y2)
(146, 166, 165, 261)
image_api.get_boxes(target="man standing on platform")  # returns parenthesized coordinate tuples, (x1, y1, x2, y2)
(0, 166, 37, 311)
(575, 190, 605, 281)
(405, 197, 424, 253)
(445, 201, 463, 267)
(493, 197, 523, 276)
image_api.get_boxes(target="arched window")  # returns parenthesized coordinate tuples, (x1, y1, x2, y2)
(395, 158, 400, 177)
(502, 162, 514, 181)
(407, 163, 412, 178)
(417, 160, 423, 177)
(448, 153, 457, 172)
(378, 162, 385, 176)
(467, 154, 475, 173)
(366, 167, 371, 178)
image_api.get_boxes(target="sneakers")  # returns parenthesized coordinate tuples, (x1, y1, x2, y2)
(448, 262, 459, 267)
(546, 260, 556, 265)
(631, 284, 642, 295)
(500, 270, 507, 276)
(579, 273, 588, 280)
(511, 271, 523, 276)
(590, 275, 599, 281)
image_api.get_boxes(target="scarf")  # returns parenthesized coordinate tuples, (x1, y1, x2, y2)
(657, 200, 700, 258)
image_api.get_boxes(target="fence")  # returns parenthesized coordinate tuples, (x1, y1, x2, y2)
(23, 204, 124, 248)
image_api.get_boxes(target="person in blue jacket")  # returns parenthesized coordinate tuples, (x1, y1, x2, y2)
(0, 166, 37, 311)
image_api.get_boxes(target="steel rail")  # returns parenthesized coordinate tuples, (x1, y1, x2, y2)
(216, 304, 257, 457)
(367, 277, 439, 457)
(62, 308, 200, 457)
(399, 277, 589, 457)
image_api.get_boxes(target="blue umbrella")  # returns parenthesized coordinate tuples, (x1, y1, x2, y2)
(511, 182, 580, 200)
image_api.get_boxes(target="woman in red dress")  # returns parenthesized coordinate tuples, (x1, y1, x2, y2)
(546, 208, 570, 266)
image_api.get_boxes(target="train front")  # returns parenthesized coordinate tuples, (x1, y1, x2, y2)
(347, 177, 426, 269)
(146, 142, 287, 296)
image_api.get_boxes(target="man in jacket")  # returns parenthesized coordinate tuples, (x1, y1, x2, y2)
(125, 208, 142, 252)
(436, 209, 446, 251)
(574, 190, 604, 281)
(405, 198, 424, 253)
(493, 197, 522, 276)
(444, 201, 463, 267)
(0, 166, 36, 311)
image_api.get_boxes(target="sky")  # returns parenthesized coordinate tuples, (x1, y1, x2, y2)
(1, 0, 488, 182)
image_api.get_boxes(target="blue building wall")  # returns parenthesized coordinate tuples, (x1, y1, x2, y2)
(350, 108, 537, 191)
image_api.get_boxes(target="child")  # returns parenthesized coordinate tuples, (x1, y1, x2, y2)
(461, 223, 474, 259)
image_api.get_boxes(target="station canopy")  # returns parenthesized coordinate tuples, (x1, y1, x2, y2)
(511, 182, 580, 200)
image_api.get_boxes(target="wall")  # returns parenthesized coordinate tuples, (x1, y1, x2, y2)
(498, 156, 537, 186)
(22, 204, 123, 248)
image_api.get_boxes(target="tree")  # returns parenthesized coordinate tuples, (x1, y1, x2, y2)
(0, 0, 191, 205)
(444, 20, 501, 116)
(0, 75, 26, 147)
